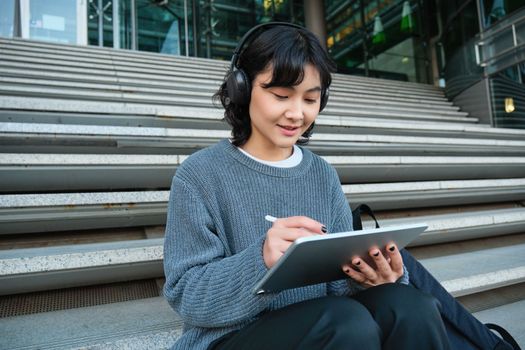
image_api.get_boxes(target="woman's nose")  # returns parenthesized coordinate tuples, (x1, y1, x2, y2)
(285, 100, 304, 121)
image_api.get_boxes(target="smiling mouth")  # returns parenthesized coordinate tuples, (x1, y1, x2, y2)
(278, 125, 300, 131)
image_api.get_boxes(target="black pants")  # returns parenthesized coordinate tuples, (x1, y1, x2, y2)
(210, 283, 450, 350)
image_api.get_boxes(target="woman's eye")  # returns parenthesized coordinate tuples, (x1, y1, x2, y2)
(305, 98, 318, 104)
(273, 93, 288, 100)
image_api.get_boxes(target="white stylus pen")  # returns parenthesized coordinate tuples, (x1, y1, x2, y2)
(265, 215, 277, 223)
(266, 215, 328, 233)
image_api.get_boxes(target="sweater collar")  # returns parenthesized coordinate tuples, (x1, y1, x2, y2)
(219, 139, 312, 178)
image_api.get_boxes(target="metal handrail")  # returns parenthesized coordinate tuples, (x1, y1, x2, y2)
(474, 8, 525, 70)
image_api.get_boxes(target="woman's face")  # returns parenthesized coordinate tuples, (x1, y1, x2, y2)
(242, 63, 322, 161)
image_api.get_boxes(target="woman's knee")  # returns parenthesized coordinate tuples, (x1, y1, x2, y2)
(298, 296, 381, 349)
(352, 284, 450, 349)
(359, 283, 440, 311)
(387, 283, 442, 320)
(357, 283, 444, 329)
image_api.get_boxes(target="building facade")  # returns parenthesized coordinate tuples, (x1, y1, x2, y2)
(0, 0, 523, 128)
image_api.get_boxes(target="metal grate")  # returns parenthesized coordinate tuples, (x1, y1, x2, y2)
(0, 279, 161, 318)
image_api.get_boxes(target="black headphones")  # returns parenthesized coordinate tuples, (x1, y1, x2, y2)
(225, 22, 329, 112)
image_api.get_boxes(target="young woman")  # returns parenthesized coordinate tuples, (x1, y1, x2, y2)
(163, 23, 450, 350)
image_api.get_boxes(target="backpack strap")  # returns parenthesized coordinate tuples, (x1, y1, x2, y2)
(351, 204, 380, 231)
(486, 323, 521, 350)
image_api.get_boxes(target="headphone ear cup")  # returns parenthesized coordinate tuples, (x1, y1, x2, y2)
(226, 69, 251, 105)
(319, 89, 329, 112)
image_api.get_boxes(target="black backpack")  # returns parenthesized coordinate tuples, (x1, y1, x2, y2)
(352, 204, 521, 350)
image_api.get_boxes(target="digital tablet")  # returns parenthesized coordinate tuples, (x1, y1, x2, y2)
(253, 223, 427, 294)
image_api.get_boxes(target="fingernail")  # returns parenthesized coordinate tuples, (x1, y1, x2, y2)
(321, 226, 327, 233)
(353, 260, 361, 266)
(389, 245, 396, 252)
(343, 268, 350, 273)
(373, 251, 380, 257)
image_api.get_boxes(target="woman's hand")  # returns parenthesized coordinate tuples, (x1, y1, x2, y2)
(263, 216, 326, 269)
(341, 243, 404, 288)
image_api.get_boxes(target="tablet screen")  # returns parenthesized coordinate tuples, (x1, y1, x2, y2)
(253, 223, 427, 294)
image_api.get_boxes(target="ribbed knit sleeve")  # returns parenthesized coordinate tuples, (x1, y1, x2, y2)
(163, 176, 275, 328)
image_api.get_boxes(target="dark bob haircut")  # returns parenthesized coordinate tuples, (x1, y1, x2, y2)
(213, 24, 337, 147)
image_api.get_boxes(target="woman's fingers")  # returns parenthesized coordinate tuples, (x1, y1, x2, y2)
(263, 216, 326, 268)
(267, 227, 318, 245)
(369, 248, 391, 277)
(386, 243, 404, 275)
(273, 216, 327, 235)
(342, 244, 405, 286)
(351, 258, 377, 281)
(342, 264, 366, 283)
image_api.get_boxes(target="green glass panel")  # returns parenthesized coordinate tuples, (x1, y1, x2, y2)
(372, 16, 386, 44)
(400, 1, 414, 33)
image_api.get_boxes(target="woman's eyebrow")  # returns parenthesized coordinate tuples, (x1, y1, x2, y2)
(272, 86, 322, 92)
(306, 86, 322, 93)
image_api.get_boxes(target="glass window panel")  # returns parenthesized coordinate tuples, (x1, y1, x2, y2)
(135, 0, 196, 56)
(483, 26, 515, 61)
(28, 0, 78, 44)
(0, 0, 15, 38)
(88, 0, 114, 47)
(516, 19, 525, 45)
(483, 0, 525, 28)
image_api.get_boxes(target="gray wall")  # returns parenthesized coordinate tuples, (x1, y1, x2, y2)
(453, 78, 492, 125)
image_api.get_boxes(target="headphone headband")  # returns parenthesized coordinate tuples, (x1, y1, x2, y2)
(225, 22, 329, 112)
(229, 22, 304, 72)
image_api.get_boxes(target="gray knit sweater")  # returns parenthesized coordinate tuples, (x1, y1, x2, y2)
(163, 139, 407, 349)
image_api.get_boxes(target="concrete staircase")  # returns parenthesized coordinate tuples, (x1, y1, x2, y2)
(1, 37, 524, 349)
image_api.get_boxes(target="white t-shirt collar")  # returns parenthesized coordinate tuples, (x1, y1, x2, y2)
(236, 144, 303, 168)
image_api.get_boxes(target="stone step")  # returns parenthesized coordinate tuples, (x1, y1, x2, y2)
(0, 59, 444, 99)
(2, 295, 524, 350)
(0, 79, 462, 119)
(417, 238, 525, 297)
(0, 191, 168, 234)
(0, 60, 447, 103)
(0, 296, 181, 350)
(0, 234, 523, 349)
(335, 71, 444, 91)
(3, 122, 523, 156)
(0, 238, 164, 295)
(1, 49, 223, 80)
(0, 73, 454, 115)
(1, 207, 524, 295)
(1, 179, 524, 235)
(371, 207, 525, 246)
(1, 153, 524, 192)
(0, 42, 447, 98)
(0, 39, 444, 93)
(2, 295, 522, 350)
(0, 66, 458, 110)
(344, 178, 525, 210)
(0, 38, 444, 92)
(0, 61, 222, 89)
(329, 91, 455, 108)
(330, 80, 445, 98)
(0, 77, 468, 120)
(473, 299, 525, 347)
(0, 38, 225, 69)
(325, 155, 525, 184)
(3, 105, 518, 141)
